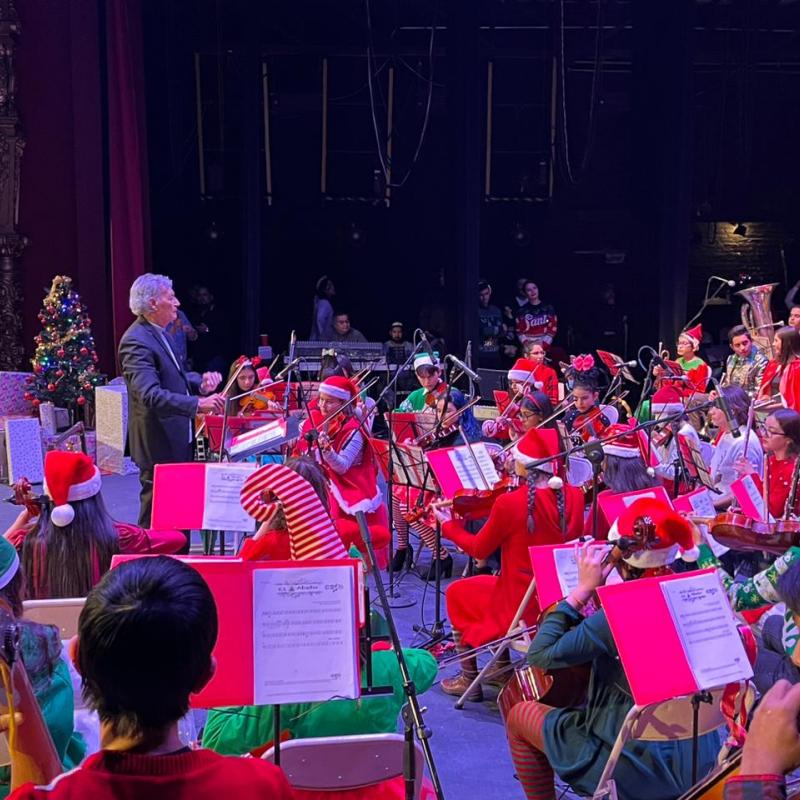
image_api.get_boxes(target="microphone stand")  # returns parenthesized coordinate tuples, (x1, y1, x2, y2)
(355, 511, 445, 800)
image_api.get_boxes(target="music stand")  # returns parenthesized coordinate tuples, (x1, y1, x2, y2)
(677, 434, 718, 493)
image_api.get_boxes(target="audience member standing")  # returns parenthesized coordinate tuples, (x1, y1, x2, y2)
(477, 280, 504, 369)
(514, 280, 558, 351)
(310, 275, 336, 340)
(186, 284, 227, 373)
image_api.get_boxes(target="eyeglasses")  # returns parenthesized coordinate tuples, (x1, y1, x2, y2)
(765, 428, 788, 437)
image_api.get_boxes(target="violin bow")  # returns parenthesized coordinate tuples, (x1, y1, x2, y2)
(196, 360, 247, 438)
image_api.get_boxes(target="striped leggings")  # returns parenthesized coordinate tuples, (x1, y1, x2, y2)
(505, 700, 557, 800)
(391, 495, 448, 559)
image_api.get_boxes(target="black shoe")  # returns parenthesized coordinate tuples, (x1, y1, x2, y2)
(422, 554, 453, 581)
(389, 546, 411, 573)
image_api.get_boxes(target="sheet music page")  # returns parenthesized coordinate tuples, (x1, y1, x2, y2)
(201, 463, 258, 531)
(252, 566, 359, 705)
(661, 572, 753, 689)
(447, 443, 499, 490)
(552, 545, 621, 599)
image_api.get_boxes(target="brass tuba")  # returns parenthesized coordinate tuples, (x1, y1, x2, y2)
(737, 283, 779, 359)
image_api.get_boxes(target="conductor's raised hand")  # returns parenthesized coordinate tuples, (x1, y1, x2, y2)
(197, 393, 225, 414)
(200, 371, 223, 395)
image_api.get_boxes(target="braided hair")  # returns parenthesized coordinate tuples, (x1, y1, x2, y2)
(526, 467, 567, 534)
(565, 356, 602, 394)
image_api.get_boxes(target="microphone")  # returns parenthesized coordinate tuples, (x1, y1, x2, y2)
(445, 354, 481, 383)
(618, 359, 638, 368)
(710, 275, 737, 288)
(419, 332, 435, 358)
(713, 382, 741, 438)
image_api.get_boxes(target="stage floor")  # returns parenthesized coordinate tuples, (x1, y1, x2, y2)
(0, 473, 579, 800)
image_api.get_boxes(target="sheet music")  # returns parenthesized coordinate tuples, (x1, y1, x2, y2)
(552, 545, 621, 599)
(201, 463, 258, 531)
(253, 565, 360, 705)
(447, 443, 499, 490)
(661, 573, 753, 689)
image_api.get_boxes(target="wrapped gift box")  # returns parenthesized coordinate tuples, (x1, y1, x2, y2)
(0, 372, 35, 417)
(95, 385, 128, 475)
(5, 417, 43, 483)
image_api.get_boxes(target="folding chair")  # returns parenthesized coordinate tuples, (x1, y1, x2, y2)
(454, 577, 537, 709)
(262, 732, 424, 799)
(591, 686, 742, 800)
(22, 598, 86, 640)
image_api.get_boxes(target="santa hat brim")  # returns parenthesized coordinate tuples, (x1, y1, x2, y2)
(652, 403, 685, 415)
(602, 444, 640, 459)
(43, 465, 102, 504)
(511, 446, 555, 473)
(319, 384, 352, 401)
(508, 369, 534, 382)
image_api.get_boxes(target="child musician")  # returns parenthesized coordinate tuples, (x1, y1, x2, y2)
(504, 500, 718, 800)
(563, 355, 611, 442)
(224, 356, 277, 415)
(398, 352, 447, 411)
(525, 343, 559, 406)
(436, 427, 583, 701)
(655, 324, 710, 398)
(294, 376, 390, 567)
(391, 387, 481, 579)
(482, 358, 541, 440)
(758, 326, 800, 412)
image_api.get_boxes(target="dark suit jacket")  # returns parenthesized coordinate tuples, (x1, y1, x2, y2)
(118, 316, 202, 469)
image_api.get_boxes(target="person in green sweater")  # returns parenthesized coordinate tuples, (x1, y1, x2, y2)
(397, 352, 446, 412)
(694, 526, 800, 694)
(0, 534, 85, 798)
(202, 645, 437, 754)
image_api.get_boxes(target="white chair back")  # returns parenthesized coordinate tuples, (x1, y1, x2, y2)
(23, 598, 86, 640)
(263, 733, 423, 799)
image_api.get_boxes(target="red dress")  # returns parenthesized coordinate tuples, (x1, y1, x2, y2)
(759, 360, 800, 411)
(443, 484, 584, 648)
(767, 456, 800, 519)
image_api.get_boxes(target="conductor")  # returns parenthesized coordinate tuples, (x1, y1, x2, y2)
(119, 274, 225, 541)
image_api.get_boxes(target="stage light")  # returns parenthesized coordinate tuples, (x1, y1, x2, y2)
(346, 222, 366, 247)
(732, 223, 747, 237)
(206, 221, 220, 241)
(512, 222, 531, 248)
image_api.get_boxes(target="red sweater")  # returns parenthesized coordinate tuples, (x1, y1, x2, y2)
(9, 749, 293, 800)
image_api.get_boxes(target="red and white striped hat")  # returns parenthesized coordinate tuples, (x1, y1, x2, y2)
(318, 375, 357, 402)
(240, 463, 347, 560)
(681, 324, 703, 349)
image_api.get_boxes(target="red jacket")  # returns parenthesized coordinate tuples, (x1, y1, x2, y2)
(443, 484, 583, 647)
(759, 359, 800, 411)
(9, 749, 292, 800)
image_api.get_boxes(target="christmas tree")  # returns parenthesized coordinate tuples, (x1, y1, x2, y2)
(26, 276, 105, 415)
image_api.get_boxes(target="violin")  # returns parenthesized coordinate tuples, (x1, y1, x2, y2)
(693, 512, 800, 555)
(12, 478, 42, 518)
(568, 406, 610, 443)
(430, 477, 518, 522)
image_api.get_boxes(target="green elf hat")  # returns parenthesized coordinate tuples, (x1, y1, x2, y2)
(0, 537, 20, 590)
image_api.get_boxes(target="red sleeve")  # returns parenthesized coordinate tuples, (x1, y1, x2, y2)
(782, 361, 800, 412)
(545, 313, 557, 342)
(759, 360, 779, 399)
(442, 494, 514, 559)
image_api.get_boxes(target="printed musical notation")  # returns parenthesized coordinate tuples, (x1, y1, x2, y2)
(447, 443, 499, 490)
(252, 565, 359, 705)
(661, 572, 753, 689)
(201, 463, 257, 532)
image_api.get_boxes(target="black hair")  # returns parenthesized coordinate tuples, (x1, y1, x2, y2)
(603, 454, 659, 493)
(777, 561, 800, 615)
(720, 385, 751, 427)
(315, 275, 333, 298)
(525, 468, 564, 534)
(22, 493, 119, 600)
(477, 280, 491, 293)
(770, 408, 800, 456)
(0, 570, 23, 618)
(78, 556, 218, 743)
(320, 352, 353, 379)
(777, 326, 800, 369)
(727, 325, 750, 344)
(520, 392, 554, 426)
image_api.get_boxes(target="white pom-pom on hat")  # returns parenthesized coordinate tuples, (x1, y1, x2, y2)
(547, 475, 564, 490)
(51, 503, 76, 528)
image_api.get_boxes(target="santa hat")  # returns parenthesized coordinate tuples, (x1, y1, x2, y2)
(43, 451, 102, 528)
(0, 537, 19, 591)
(318, 375, 357, 402)
(651, 386, 685, 417)
(240, 463, 347, 560)
(512, 428, 563, 488)
(601, 423, 642, 459)
(508, 358, 537, 384)
(681, 324, 702, 349)
(609, 498, 699, 568)
(413, 352, 440, 372)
